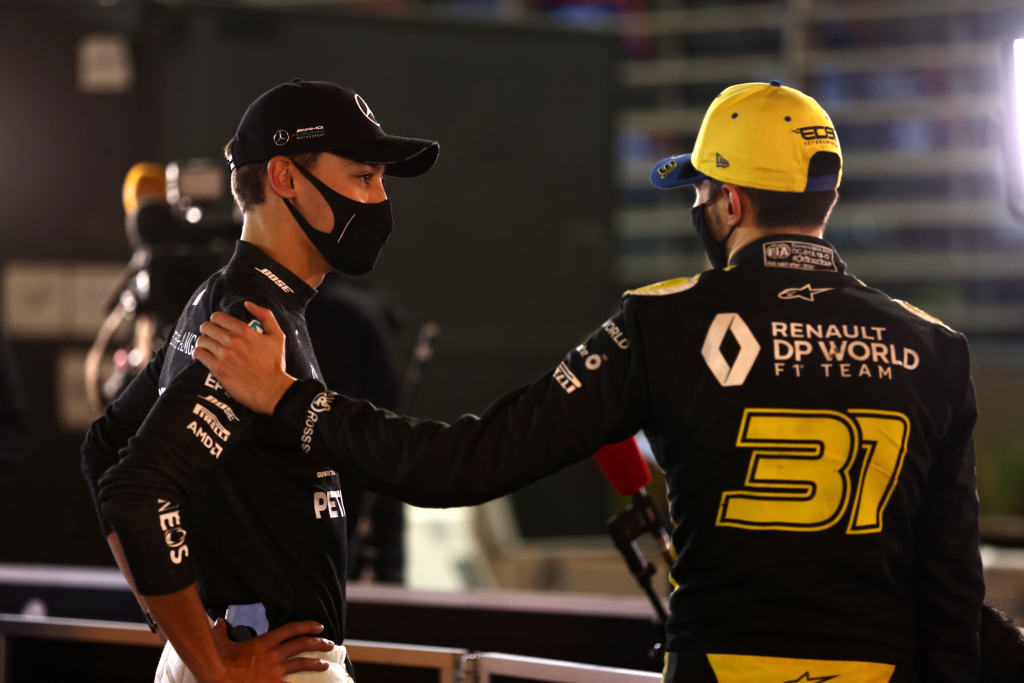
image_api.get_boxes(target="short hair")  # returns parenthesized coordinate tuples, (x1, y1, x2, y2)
(223, 139, 319, 213)
(707, 178, 838, 228)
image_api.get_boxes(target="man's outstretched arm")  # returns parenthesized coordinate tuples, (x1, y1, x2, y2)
(195, 301, 650, 506)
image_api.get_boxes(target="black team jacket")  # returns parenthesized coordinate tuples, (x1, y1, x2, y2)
(269, 235, 983, 682)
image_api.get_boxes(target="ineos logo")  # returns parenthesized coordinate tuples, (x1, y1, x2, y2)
(273, 129, 290, 146)
(354, 94, 380, 126)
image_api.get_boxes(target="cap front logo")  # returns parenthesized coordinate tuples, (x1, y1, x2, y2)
(792, 126, 836, 144)
(354, 94, 380, 126)
(273, 129, 290, 146)
(657, 160, 678, 179)
(715, 153, 730, 168)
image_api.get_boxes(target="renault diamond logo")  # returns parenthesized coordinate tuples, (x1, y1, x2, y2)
(701, 313, 760, 387)
(273, 129, 290, 146)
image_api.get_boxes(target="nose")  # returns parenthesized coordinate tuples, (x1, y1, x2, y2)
(370, 175, 388, 204)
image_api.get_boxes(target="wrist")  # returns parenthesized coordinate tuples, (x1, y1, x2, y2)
(266, 374, 297, 415)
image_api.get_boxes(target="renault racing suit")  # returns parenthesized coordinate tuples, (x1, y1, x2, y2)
(268, 235, 983, 682)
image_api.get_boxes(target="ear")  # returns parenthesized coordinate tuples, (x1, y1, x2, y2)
(266, 156, 298, 199)
(720, 183, 745, 228)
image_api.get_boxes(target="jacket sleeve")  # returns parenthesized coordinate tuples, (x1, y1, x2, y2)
(272, 306, 650, 507)
(914, 338, 984, 681)
(97, 357, 254, 596)
(80, 346, 166, 536)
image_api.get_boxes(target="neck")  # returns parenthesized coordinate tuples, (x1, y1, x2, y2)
(725, 224, 824, 264)
(239, 204, 329, 289)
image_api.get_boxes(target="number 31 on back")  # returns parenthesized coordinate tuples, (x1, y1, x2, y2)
(716, 408, 910, 534)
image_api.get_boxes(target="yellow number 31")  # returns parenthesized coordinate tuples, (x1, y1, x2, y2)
(717, 408, 910, 534)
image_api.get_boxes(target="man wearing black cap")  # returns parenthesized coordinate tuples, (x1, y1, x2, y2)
(195, 82, 984, 682)
(82, 79, 439, 682)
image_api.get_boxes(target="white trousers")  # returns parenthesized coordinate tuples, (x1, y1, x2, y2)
(154, 638, 353, 683)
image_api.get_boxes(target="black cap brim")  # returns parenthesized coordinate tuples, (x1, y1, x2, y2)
(340, 135, 440, 177)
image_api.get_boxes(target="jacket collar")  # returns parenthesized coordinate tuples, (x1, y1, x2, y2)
(728, 234, 847, 275)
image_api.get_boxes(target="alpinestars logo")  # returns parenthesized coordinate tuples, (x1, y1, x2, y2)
(778, 284, 833, 302)
(255, 267, 293, 293)
(783, 673, 837, 683)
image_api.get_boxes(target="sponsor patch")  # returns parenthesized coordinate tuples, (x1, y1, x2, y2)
(200, 394, 240, 422)
(157, 499, 189, 565)
(777, 284, 833, 302)
(295, 125, 326, 141)
(313, 490, 345, 519)
(763, 241, 837, 272)
(553, 362, 582, 395)
(301, 392, 337, 454)
(186, 419, 224, 458)
(192, 403, 232, 441)
(255, 267, 294, 293)
(169, 329, 198, 356)
(601, 319, 630, 350)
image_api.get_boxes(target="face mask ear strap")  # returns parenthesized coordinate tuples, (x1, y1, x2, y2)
(289, 160, 332, 196)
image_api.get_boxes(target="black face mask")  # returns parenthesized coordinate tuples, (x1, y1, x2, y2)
(690, 197, 737, 270)
(282, 162, 393, 275)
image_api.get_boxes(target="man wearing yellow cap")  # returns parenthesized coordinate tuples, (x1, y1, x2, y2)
(194, 82, 983, 682)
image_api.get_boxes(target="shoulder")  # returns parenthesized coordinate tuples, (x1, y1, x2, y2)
(624, 273, 702, 298)
(892, 299, 954, 331)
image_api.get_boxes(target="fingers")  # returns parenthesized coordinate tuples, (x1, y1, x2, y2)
(261, 620, 325, 645)
(208, 311, 253, 335)
(245, 301, 284, 336)
(192, 346, 214, 368)
(276, 635, 334, 659)
(281, 655, 330, 675)
(199, 320, 236, 347)
(193, 335, 224, 363)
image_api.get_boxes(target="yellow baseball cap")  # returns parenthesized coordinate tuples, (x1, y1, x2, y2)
(650, 81, 842, 193)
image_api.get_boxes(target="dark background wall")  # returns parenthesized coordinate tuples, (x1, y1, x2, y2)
(0, 2, 618, 564)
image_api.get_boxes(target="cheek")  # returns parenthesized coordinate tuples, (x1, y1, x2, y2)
(706, 204, 728, 235)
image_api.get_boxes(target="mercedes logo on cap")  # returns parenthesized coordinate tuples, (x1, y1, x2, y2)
(273, 129, 290, 146)
(354, 94, 380, 126)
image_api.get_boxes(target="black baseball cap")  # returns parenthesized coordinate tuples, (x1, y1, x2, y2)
(227, 79, 439, 177)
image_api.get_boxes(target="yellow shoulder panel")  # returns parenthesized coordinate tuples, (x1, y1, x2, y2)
(625, 274, 700, 297)
(895, 299, 954, 332)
